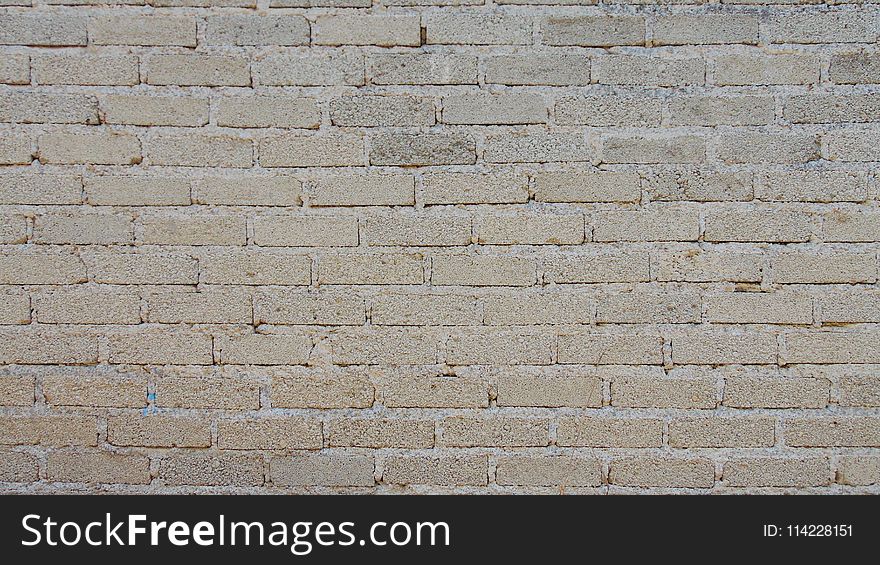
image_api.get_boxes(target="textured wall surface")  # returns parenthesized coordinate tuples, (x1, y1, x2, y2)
(1, 0, 879, 494)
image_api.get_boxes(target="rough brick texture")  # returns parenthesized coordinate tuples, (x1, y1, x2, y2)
(0, 2, 878, 495)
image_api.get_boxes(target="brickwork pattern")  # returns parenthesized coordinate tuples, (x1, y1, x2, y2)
(1, 0, 879, 493)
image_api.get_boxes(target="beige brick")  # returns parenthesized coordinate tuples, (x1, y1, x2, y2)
(669, 95, 773, 126)
(0, 213, 26, 244)
(723, 377, 829, 409)
(330, 329, 437, 365)
(592, 208, 700, 242)
(496, 374, 602, 408)
(383, 455, 488, 486)
(595, 55, 704, 86)
(440, 417, 547, 447)
(271, 372, 374, 409)
(89, 15, 196, 46)
(485, 54, 590, 86)
(836, 456, 880, 486)
(705, 292, 812, 324)
(827, 129, 880, 162)
(255, 51, 364, 86)
(48, 450, 150, 485)
(541, 16, 645, 46)
(83, 249, 197, 285)
(672, 331, 777, 365)
(535, 171, 640, 203)
(261, 134, 364, 167)
(372, 294, 480, 326)
(370, 132, 476, 166)
(484, 132, 591, 163)
(756, 170, 867, 202)
(109, 330, 213, 365)
(43, 375, 145, 408)
(432, 254, 536, 286)
(33, 212, 133, 245)
(319, 253, 423, 285)
(597, 292, 700, 324)
(823, 210, 880, 242)
(765, 11, 876, 44)
(0, 450, 38, 482)
(34, 54, 138, 86)
(255, 291, 364, 325)
(724, 457, 830, 487)
(206, 14, 309, 46)
(611, 458, 714, 488)
(602, 135, 705, 164)
(612, 376, 717, 409)
(422, 172, 528, 205)
(484, 292, 593, 325)
(193, 176, 300, 206)
(144, 289, 251, 324)
(496, 456, 602, 487)
(109, 415, 210, 448)
(0, 248, 86, 285)
(149, 135, 253, 168)
(555, 95, 661, 127)
(558, 333, 663, 365)
(38, 131, 141, 165)
(0, 329, 98, 364)
(783, 331, 880, 364)
(557, 417, 663, 447)
(311, 173, 413, 207)
(830, 52, 880, 84)
(646, 170, 753, 202)
(0, 415, 97, 446)
(217, 96, 320, 129)
(785, 417, 880, 447)
(426, 13, 532, 45)
(784, 94, 880, 124)
(0, 375, 34, 406)
(35, 288, 139, 325)
(772, 252, 877, 284)
(271, 454, 374, 487)
(85, 175, 191, 206)
(654, 14, 758, 45)
(0, 53, 29, 84)
(160, 453, 263, 486)
(329, 419, 434, 448)
(656, 250, 764, 283)
(448, 329, 554, 365)
(544, 252, 650, 283)
(714, 53, 819, 85)
(216, 334, 312, 365)
(141, 214, 246, 246)
(380, 374, 487, 408)
(820, 292, 880, 323)
(147, 54, 249, 86)
(443, 93, 546, 125)
(365, 214, 471, 247)
(101, 95, 209, 127)
(200, 250, 311, 286)
(315, 15, 420, 47)
(368, 53, 477, 85)
(839, 376, 880, 407)
(0, 132, 33, 164)
(670, 417, 775, 448)
(217, 418, 322, 450)
(0, 14, 87, 46)
(475, 213, 584, 245)
(0, 293, 29, 325)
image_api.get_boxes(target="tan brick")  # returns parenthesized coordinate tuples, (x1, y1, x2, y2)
(216, 334, 312, 365)
(271, 454, 374, 487)
(217, 418, 322, 450)
(422, 172, 528, 205)
(217, 96, 319, 129)
(193, 176, 300, 206)
(365, 214, 470, 247)
(784, 94, 880, 124)
(0, 329, 98, 365)
(485, 54, 590, 86)
(646, 170, 753, 202)
(597, 292, 700, 324)
(669, 95, 773, 126)
(109, 330, 213, 365)
(496, 456, 602, 487)
(596, 55, 704, 86)
(612, 376, 717, 409)
(713, 53, 818, 86)
(370, 132, 476, 166)
(836, 456, 880, 486)
(558, 333, 663, 365)
(142, 214, 246, 246)
(484, 131, 591, 164)
(544, 252, 650, 283)
(0, 376, 34, 406)
(380, 373, 487, 408)
(368, 53, 477, 85)
(0, 293, 29, 324)
(705, 292, 813, 325)
(156, 376, 260, 410)
(0, 415, 97, 446)
(757, 170, 867, 203)
(671, 331, 777, 365)
(820, 292, 880, 323)
(34, 54, 139, 86)
(0, 14, 87, 46)
(33, 212, 132, 245)
(255, 51, 364, 87)
(611, 457, 714, 488)
(541, 16, 645, 46)
(85, 175, 191, 206)
(315, 15, 420, 47)
(654, 14, 758, 45)
(782, 331, 880, 364)
(839, 376, 880, 407)
(101, 95, 209, 127)
(440, 417, 548, 447)
(331, 329, 437, 365)
(723, 457, 830, 488)
(657, 249, 764, 283)
(432, 255, 536, 287)
(785, 418, 880, 447)
(707, 209, 814, 243)
(823, 210, 880, 242)
(261, 134, 365, 167)
(83, 249, 197, 285)
(447, 329, 554, 365)
(256, 291, 364, 325)
(319, 253, 423, 285)
(773, 252, 876, 284)
(311, 173, 413, 207)
(148, 135, 253, 168)
(831, 52, 880, 84)
(426, 13, 532, 45)
(724, 376, 829, 409)
(0, 450, 39, 482)
(0, 53, 29, 84)
(372, 294, 480, 326)
(496, 374, 602, 408)
(43, 375, 145, 408)
(89, 15, 196, 46)
(0, 132, 32, 164)
(558, 417, 663, 447)
(147, 54, 249, 86)
(442, 93, 546, 125)
(765, 11, 876, 44)
(535, 170, 640, 203)
(328, 419, 434, 448)
(109, 415, 210, 448)
(0, 173, 81, 205)
(484, 292, 593, 325)
(383, 455, 488, 486)
(38, 132, 141, 165)
(717, 132, 820, 164)
(474, 213, 584, 245)
(592, 208, 700, 241)
(201, 250, 310, 286)
(144, 289, 249, 324)
(669, 417, 775, 448)
(555, 95, 662, 127)
(48, 450, 150, 485)
(160, 453, 264, 486)
(0, 248, 86, 285)
(272, 372, 374, 409)
(206, 14, 309, 46)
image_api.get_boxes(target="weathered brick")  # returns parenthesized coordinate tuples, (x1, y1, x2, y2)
(765, 10, 876, 44)
(0, 248, 85, 285)
(826, 129, 880, 162)
(820, 292, 880, 323)
(34, 54, 138, 86)
(83, 249, 197, 285)
(830, 52, 880, 84)
(592, 208, 700, 241)
(611, 458, 714, 488)
(657, 249, 764, 283)
(217, 418, 322, 450)
(671, 331, 777, 365)
(839, 376, 880, 407)
(475, 213, 584, 245)
(43, 375, 145, 408)
(330, 329, 437, 365)
(85, 175, 191, 206)
(426, 13, 532, 45)
(645, 170, 753, 202)
(261, 134, 365, 167)
(35, 289, 140, 325)
(836, 456, 880, 486)
(447, 329, 554, 365)
(255, 51, 364, 86)
(109, 415, 210, 448)
(0, 294, 29, 325)
(256, 291, 364, 325)
(756, 170, 867, 202)
(141, 214, 246, 246)
(193, 176, 300, 206)
(330, 95, 434, 127)
(558, 333, 663, 365)
(149, 135, 252, 168)
(379, 373, 487, 408)
(383, 455, 488, 486)
(109, 329, 213, 365)
(200, 250, 310, 285)
(823, 211, 880, 242)
(160, 453, 263, 486)
(39, 131, 141, 165)
(484, 292, 593, 325)
(328, 419, 434, 448)
(48, 450, 150, 485)
(714, 53, 819, 85)
(271, 454, 374, 487)
(612, 375, 717, 409)
(0, 329, 98, 364)
(33, 212, 133, 245)
(484, 132, 591, 163)
(783, 331, 880, 364)
(785, 417, 880, 447)
(271, 372, 374, 409)
(147, 54, 249, 86)
(654, 14, 758, 45)
(496, 456, 602, 487)
(368, 53, 477, 85)
(0, 53, 29, 84)
(0, 375, 34, 406)
(0, 213, 26, 245)
(366, 214, 471, 247)
(432, 255, 536, 286)
(485, 54, 590, 86)
(669, 95, 773, 126)
(440, 417, 548, 447)
(496, 374, 602, 408)
(0, 415, 97, 446)
(0, 91, 98, 124)
(370, 132, 476, 166)
(558, 417, 663, 447)
(319, 253, 423, 285)
(705, 292, 812, 324)
(89, 15, 196, 46)
(772, 252, 877, 284)
(315, 15, 420, 47)
(423, 172, 528, 205)
(597, 292, 700, 324)
(723, 376, 829, 409)
(670, 417, 775, 448)
(601, 135, 705, 164)
(544, 252, 651, 284)
(144, 289, 251, 324)
(784, 94, 880, 124)
(595, 55, 704, 86)
(556, 95, 661, 127)
(100, 95, 208, 127)
(0, 132, 32, 164)
(216, 334, 313, 365)
(0, 450, 39, 482)
(541, 16, 645, 46)
(443, 93, 546, 125)
(206, 14, 309, 46)
(217, 96, 319, 129)
(0, 14, 87, 46)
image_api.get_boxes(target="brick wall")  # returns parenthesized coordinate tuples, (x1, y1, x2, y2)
(1, 1, 879, 493)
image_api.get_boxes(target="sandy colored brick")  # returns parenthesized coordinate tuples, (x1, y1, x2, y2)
(365, 214, 470, 247)
(756, 170, 867, 202)
(141, 214, 246, 246)
(440, 417, 548, 447)
(0, 329, 98, 364)
(200, 250, 311, 286)
(597, 292, 700, 324)
(83, 249, 197, 285)
(783, 331, 880, 364)
(839, 376, 880, 407)
(558, 417, 663, 447)
(255, 51, 364, 86)
(48, 450, 150, 485)
(784, 94, 880, 124)
(447, 329, 554, 365)
(329, 419, 434, 448)
(556, 95, 661, 127)
(149, 135, 252, 168)
(541, 16, 645, 46)
(671, 331, 777, 365)
(592, 208, 700, 242)
(558, 333, 663, 365)
(484, 131, 591, 163)
(368, 53, 477, 85)
(33, 212, 133, 245)
(38, 131, 141, 165)
(85, 175, 191, 206)
(109, 415, 210, 448)
(772, 252, 877, 284)
(714, 53, 819, 85)
(765, 10, 876, 44)
(612, 376, 717, 409)
(147, 54, 249, 86)
(271, 454, 374, 487)
(89, 15, 196, 46)
(432, 254, 536, 287)
(34, 54, 138, 86)
(496, 374, 602, 408)
(544, 252, 650, 283)
(785, 417, 880, 447)
(0, 293, 29, 325)
(0, 14, 87, 46)
(0, 53, 29, 84)
(43, 375, 145, 408)
(160, 453, 264, 486)
(217, 96, 320, 129)
(311, 173, 413, 207)
(723, 377, 829, 409)
(0, 213, 26, 244)
(0, 450, 39, 482)
(475, 213, 584, 245)
(271, 373, 374, 409)
(443, 93, 546, 125)
(595, 55, 704, 86)
(383, 455, 488, 486)
(0, 91, 81, 124)
(315, 15, 420, 47)
(422, 172, 528, 205)
(646, 170, 753, 202)
(101, 95, 209, 127)
(330, 329, 437, 365)
(535, 171, 640, 203)
(496, 456, 602, 487)
(670, 417, 775, 448)
(0, 248, 86, 285)
(206, 14, 309, 46)
(654, 14, 758, 45)
(0, 415, 97, 446)
(372, 294, 480, 326)
(823, 210, 880, 242)
(109, 330, 213, 365)
(0, 132, 32, 164)
(217, 418, 322, 450)
(830, 52, 880, 84)
(724, 457, 830, 487)
(193, 176, 300, 206)
(426, 13, 532, 45)
(705, 292, 812, 324)
(0, 375, 34, 406)
(319, 253, 423, 285)
(669, 95, 773, 126)
(611, 458, 714, 488)
(820, 292, 880, 323)
(484, 292, 593, 325)
(255, 291, 365, 325)
(216, 334, 313, 365)
(657, 249, 764, 283)
(485, 54, 590, 86)
(380, 374, 488, 408)
(370, 132, 476, 166)
(836, 456, 880, 486)
(261, 134, 364, 168)
(144, 289, 251, 324)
